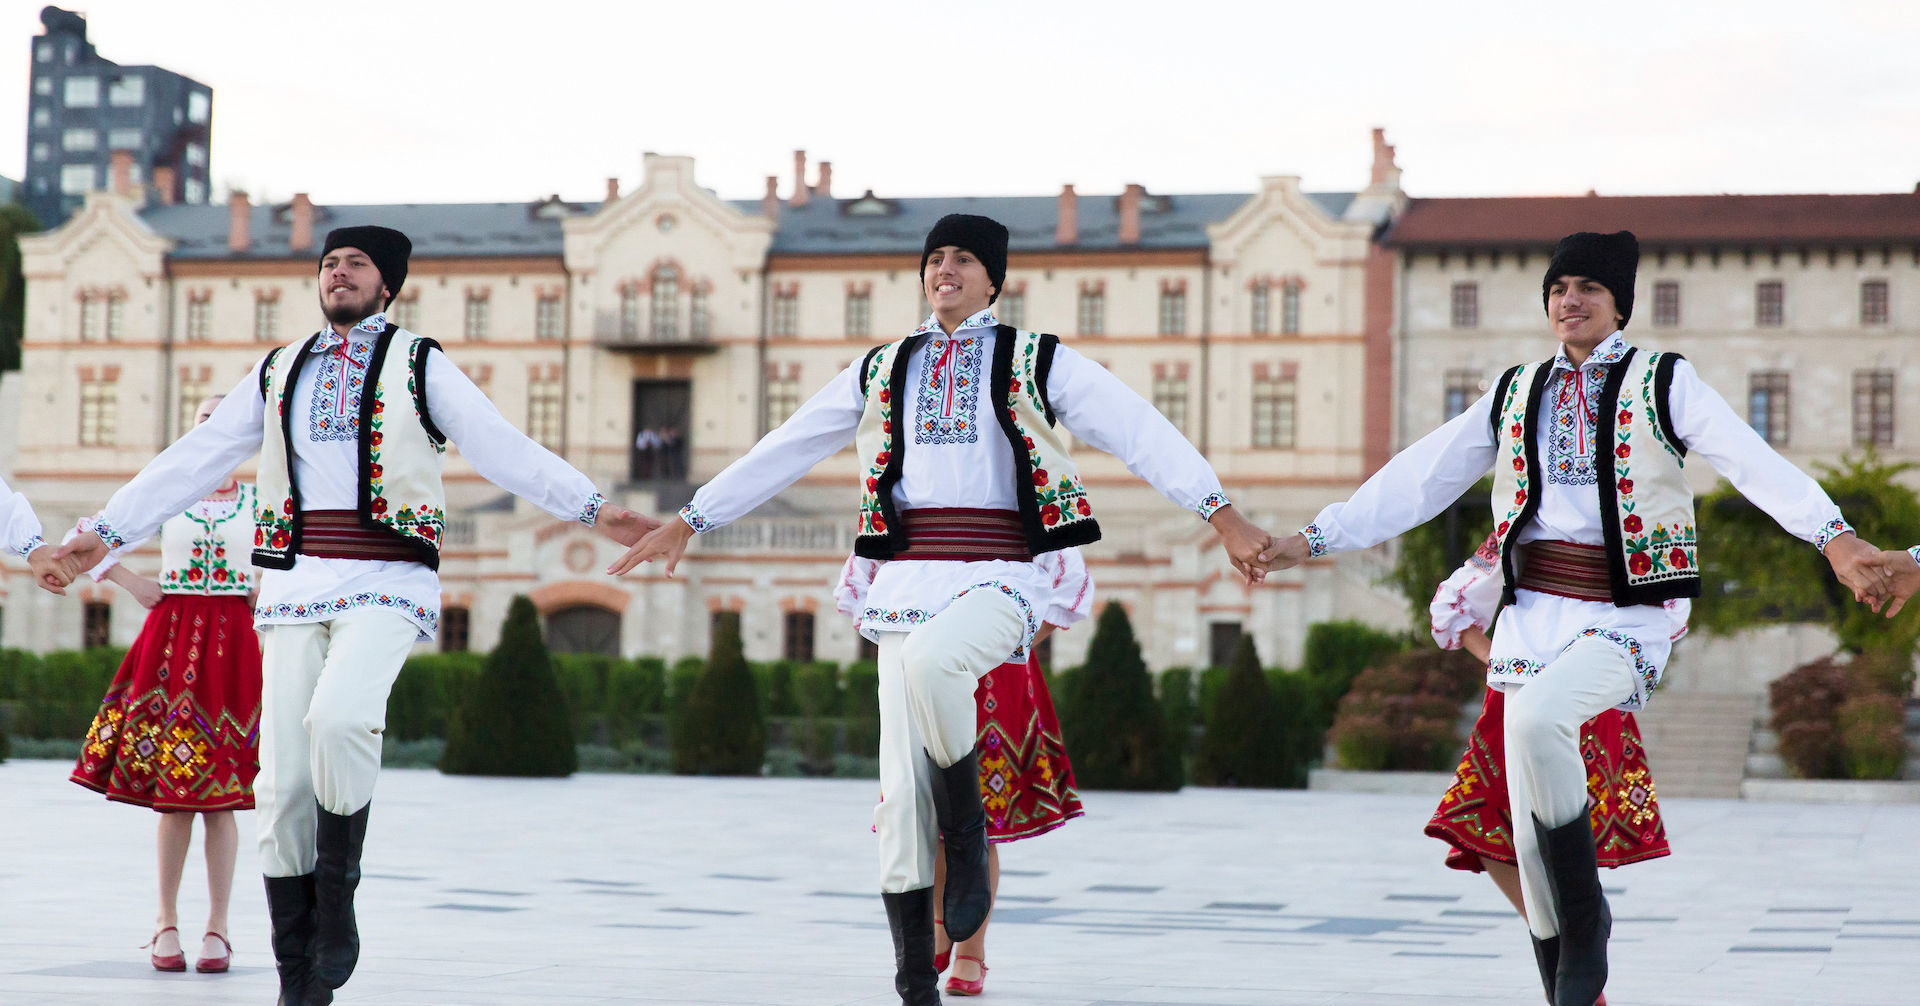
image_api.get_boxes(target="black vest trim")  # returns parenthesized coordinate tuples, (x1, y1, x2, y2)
(1652, 352, 1687, 459)
(1033, 329, 1061, 427)
(856, 334, 926, 560)
(252, 333, 325, 570)
(257, 347, 286, 401)
(1496, 360, 1556, 608)
(1489, 363, 1525, 441)
(857, 343, 887, 398)
(1594, 348, 1698, 606)
(411, 337, 447, 446)
(357, 324, 440, 570)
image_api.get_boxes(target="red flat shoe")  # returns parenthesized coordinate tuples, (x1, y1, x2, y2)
(934, 917, 951, 973)
(195, 931, 232, 973)
(944, 954, 988, 996)
(145, 926, 186, 972)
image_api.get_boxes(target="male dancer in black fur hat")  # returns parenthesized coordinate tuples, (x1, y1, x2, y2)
(1260, 231, 1888, 1005)
(608, 212, 1275, 1004)
(56, 225, 653, 1004)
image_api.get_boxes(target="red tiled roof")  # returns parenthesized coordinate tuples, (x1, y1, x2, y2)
(1384, 192, 1920, 248)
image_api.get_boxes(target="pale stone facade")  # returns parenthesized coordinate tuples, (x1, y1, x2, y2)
(6, 140, 1412, 671)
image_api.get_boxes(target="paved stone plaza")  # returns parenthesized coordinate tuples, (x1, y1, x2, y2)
(1, 758, 1914, 1006)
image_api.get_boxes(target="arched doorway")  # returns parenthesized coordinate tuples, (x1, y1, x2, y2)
(545, 604, 621, 656)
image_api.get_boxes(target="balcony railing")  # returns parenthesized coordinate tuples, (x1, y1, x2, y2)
(697, 518, 852, 554)
(591, 311, 716, 351)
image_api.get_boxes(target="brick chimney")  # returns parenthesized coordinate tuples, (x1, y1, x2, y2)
(762, 175, 781, 219)
(1118, 184, 1144, 245)
(1055, 184, 1078, 245)
(605, 177, 620, 202)
(789, 150, 810, 207)
(289, 192, 314, 252)
(1369, 127, 1398, 186)
(109, 150, 135, 197)
(228, 191, 252, 253)
(152, 165, 177, 205)
(814, 161, 833, 199)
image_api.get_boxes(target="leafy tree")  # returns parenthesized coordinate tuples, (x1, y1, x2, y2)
(0, 203, 43, 373)
(670, 611, 766, 775)
(1063, 602, 1182, 791)
(441, 596, 576, 777)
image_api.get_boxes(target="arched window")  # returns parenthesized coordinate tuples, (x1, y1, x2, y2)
(651, 266, 679, 340)
(546, 604, 621, 657)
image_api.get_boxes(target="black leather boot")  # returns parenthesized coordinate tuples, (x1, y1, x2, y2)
(880, 888, 940, 1006)
(1531, 934, 1560, 1004)
(311, 801, 371, 990)
(926, 747, 991, 942)
(1535, 813, 1610, 1006)
(265, 874, 332, 1006)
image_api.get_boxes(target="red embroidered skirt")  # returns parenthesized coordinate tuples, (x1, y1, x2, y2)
(1425, 687, 1669, 871)
(71, 594, 262, 812)
(977, 655, 1084, 843)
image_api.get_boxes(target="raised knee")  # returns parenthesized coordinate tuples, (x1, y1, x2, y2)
(305, 706, 370, 749)
(899, 631, 950, 683)
(1505, 689, 1561, 753)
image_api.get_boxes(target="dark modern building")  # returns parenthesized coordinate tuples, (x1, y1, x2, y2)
(22, 6, 213, 228)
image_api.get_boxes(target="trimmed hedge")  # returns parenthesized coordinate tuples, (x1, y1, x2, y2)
(1065, 603, 1181, 791)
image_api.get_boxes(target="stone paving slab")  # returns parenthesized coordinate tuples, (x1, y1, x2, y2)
(2, 758, 1915, 1005)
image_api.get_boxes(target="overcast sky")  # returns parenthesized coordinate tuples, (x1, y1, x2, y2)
(6, 0, 1917, 207)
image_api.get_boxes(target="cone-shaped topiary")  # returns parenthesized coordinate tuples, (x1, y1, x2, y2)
(441, 596, 577, 777)
(671, 611, 766, 775)
(1063, 602, 1181, 791)
(1192, 633, 1288, 787)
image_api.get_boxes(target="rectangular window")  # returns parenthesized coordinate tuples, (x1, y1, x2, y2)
(999, 291, 1025, 329)
(184, 178, 205, 203)
(771, 289, 798, 337)
(1756, 281, 1784, 327)
(185, 143, 207, 168)
(1653, 280, 1680, 327)
(1251, 375, 1297, 449)
(62, 128, 97, 152)
(1209, 621, 1243, 670)
(1861, 280, 1890, 326)
(79, 380, 118, 446)
(1444, 369, 1485, 420)
(188, 91, 211, 124)
(105, 293, 125, 341)
(1853, 370, 1895, 448)
(766, 375, 802, 428)
(1077, 290, 1104, 335)
(177, 379, 210, 435)
(254, 298, 278, 342)
(1450, 282, 1479, 329)
(31, 142, 49, 162)
(1152, 374, 1189, 434)
(783, 611, 815, 663)
(106, 76, 146, 107)
(527, 376, 564, 449)
(388, 297, 418, 331)
(689, 289, 711, 339)
(534, 295, 562, 340)
(64, 76, 99, 107)
(651, 269, 680, 340)
(34, 76, 52, 95)
(618, 287, 641, 339)
(440, 607, 471, 652)
(78, 295, 102, 341)
(844, 290, 871, 337)
(463, 294, 489, 340)
(1158, 290, 1186, 335)
(83, 601, 112, 649)
(1281, 282, 1301, 335)
(185, 299, 211, 342)
(1250, 283, 1270, 334)
(107, 127, 143, 150)
(1747, 371, 1791, 447)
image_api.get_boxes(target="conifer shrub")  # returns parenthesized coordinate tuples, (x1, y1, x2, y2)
(1192, 633, 1287, 787)
(670, 612, 766, 775)
(441, 596, 577, 777)
(1064, 602, 1182, 791)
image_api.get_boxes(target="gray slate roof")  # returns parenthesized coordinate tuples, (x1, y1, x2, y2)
(138, 190, 1359, 260)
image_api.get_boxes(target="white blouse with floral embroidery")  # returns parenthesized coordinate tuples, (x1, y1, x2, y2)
(90, 485, 258, 596)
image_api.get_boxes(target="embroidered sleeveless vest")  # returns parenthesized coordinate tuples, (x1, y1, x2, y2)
(160, 484, 257, 596)
(253, 325, 449, 570)
(853, 325, 1100, 560)
(1489, 346, 1695, 607)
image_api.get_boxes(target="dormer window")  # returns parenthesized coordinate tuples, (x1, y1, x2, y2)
(842, 189, 900, 217)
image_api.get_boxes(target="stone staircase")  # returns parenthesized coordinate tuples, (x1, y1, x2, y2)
(1633, 691, 1759, 799)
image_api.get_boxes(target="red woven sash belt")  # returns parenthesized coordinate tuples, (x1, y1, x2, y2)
(1516, 540, 1611, 602)
(894, 508, 1032, 562)
(297, 510, 423, 563)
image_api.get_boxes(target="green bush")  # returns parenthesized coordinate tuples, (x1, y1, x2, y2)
(441, 596, 577, 777)
(1326, 650, 1472, 771)
(794, 661, 842, 773)
(670, 612, 766, 775)
(1769, 658, 1851, 779)
(551, 653, 615, 744)
(842, 659, 880, 759)
(1838, 693, 1907, 780)
(1192, 633, 1287, 787)
(30, 648, 122, 740)
(1064, 603, 1181, 791)
(387, 652, 484, 742)
(1157, 668, 1197, 754)
(761, 660, 800, 717)
(1265, 668, 1321, 787)
(605, 657, 667, 743)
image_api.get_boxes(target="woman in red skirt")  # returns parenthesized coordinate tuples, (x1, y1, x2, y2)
(71, 396, 261, 975)
(837, 546, 1091, 997)
(1425, 533, 1678, 1004)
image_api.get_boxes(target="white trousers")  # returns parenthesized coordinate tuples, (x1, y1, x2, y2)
(1503, 634, 1639, 937)
(256, 609, 418, 878)
(873, 589, 1025, 894)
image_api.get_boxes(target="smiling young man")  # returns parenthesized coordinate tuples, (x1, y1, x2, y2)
(608, 213, 1273, 1005)
(1259, 231, 1886, 1006)
(54, 225, 652, 1005)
